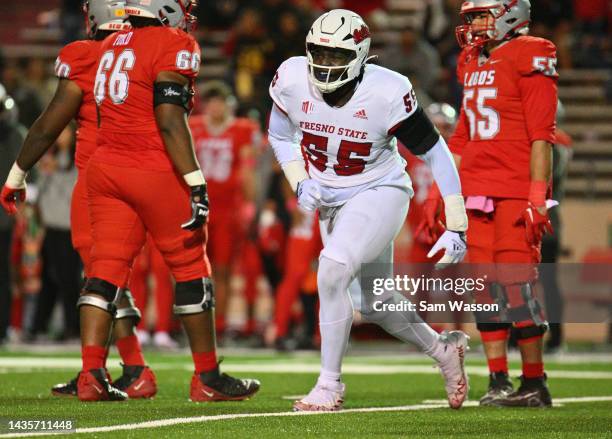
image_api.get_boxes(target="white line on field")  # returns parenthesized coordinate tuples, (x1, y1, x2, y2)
(1, 357, 611, 380)
(1, 396, 611, 438)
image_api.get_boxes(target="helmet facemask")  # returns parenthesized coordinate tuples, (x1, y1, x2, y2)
(306, 44, 358, 93)
(456, 8, 499, 48)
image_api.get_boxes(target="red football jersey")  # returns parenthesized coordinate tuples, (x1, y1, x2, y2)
(55, 40, 102, 171)
(449, 36, 558, 199)
(93, 27, 201, 171)
(190, 117, 261, 212)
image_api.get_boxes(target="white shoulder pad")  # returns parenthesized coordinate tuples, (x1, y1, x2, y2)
(269, 56, 307, 114)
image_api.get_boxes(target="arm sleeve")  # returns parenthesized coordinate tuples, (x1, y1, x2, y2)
(519, 74, 558, 143)
(448, 107, 470, 156)
(153, 31, 201, 80)
(268, 103, 302, 166)
(417, 136, 462, 197)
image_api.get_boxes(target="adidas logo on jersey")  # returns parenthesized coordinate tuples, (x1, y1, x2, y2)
(353, 109, 368, 120)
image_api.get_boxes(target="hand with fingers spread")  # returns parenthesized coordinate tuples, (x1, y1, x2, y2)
(427, 229, 467, 269)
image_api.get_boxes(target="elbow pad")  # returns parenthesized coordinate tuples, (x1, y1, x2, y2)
(154, 82, 194, 112)
(392, 107, 440, 155)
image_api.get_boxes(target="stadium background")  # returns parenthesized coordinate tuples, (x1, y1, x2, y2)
(0, 0, 610, 349)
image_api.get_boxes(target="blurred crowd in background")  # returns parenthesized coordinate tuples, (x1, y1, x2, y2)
(0, 0, 610, 351)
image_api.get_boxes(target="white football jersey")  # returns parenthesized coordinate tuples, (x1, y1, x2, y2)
(270, 56, 416, 203)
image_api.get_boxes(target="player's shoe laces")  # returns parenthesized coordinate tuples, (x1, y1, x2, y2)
(437, 330, 469, 409)
(293, 378, 345, 412)
(51, 373, 79, 397)
(113, 365, 157, 399)
(479, 372, 514, 406)
(190, 367, 260, 402)
(490, 375, 552, 408)
(77, 368, 128, 402)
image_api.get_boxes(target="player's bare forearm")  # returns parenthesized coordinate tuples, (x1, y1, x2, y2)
(154, 70, 199, 175)
(452, 152, 462, 170)
(156, 104, 199, 175)
(17, 79, 82, 171)
(530, 140, 552, 183)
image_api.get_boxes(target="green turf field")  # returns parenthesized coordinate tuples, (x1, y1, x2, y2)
(0, 350, 611, 438)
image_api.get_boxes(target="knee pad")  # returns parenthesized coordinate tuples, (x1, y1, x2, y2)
(476, 322, 511, 333)
(78, 277, 122, 316)
(174, 278, 214, 315)
(495, 282, 547, 327)
(115, 289, 142, 324)
(514, 323, 548, 341)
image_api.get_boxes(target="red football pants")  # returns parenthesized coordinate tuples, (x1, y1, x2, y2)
(130, 237, 174, 332)
(87, 161, 211, 288)
(71, 172, 93, 276)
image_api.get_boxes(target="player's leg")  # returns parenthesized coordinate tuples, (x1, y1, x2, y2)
(135, 169, 259, 401)
(466, 208, 514, 405)
(490, 199, 551, 407)
(78, 162, 147, 402)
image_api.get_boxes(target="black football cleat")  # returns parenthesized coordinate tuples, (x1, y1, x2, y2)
(190, 367, 260, 402)
(490, 375, 552, 408)
(479, 372, 514, 406)
(51, 373, 79, 397)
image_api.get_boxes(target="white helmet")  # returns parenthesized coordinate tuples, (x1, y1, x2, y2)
(455, 0, 530, 48)
(125, 0, 197, 31)
(84, 0, 131, 38)
(305, 9, 372, 94)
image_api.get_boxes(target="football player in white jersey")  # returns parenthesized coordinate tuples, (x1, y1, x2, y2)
(268, 9, 470, 411)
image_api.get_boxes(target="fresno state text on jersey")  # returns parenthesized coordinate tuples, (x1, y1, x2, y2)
(93, 27, 201, 171)
(269, 56, 415, 189)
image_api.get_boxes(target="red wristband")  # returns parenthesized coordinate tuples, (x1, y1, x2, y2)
(529, 180, 547, 207)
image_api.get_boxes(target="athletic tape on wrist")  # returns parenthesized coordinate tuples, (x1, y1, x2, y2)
(6, 163, 27, 189)
(444, 194, 468, 232)
(183, 169, 206, 187)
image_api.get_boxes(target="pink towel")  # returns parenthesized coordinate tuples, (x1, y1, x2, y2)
(465, 196, 495, 213)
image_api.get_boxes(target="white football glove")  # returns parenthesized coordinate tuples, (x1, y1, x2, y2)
(427, 230, 467, 270)
(296, 178, 323, 211)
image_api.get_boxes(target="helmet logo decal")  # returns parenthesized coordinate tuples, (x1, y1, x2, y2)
(352, 25, 370, 44)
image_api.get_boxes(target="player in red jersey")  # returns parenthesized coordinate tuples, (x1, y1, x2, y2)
(189, 81, 261, 336)
(450, 0, 556, 407)
(82, 0, 259, 402)
(0, 0, 156, 401)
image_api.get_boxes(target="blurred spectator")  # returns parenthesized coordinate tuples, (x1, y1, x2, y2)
(378, 27, 441, 96)
(530, 0, 573, 68)
(572, 0, 611, 68)
(1, 59, 44, 128)
(196, 0, 242, 30)
(223, 8, 275, 121)
(0, 84, 26, 344)
(24, 58, 57, 106)
(61, 0, 85, 44)
(270, 10, 307, 69)
(29, 127, 80, 341)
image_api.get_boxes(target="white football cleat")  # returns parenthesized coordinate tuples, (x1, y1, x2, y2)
(437, 330, 469, 409)
(293, 378, 345, 412)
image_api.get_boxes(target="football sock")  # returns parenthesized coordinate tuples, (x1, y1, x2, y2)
(193, 351, 217, 374)
(522, 362, 544, 379)
(116, 335, 146, 366)
(488, 357, 509, 374)
(82, 345, 107, 371)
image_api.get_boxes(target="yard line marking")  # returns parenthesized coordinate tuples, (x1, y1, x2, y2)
(1, 396, 611, 438)
(1, 357, 612, 379)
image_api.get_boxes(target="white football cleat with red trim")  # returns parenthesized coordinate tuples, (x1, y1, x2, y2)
(293, 378, 345, 412)
(437, 330, 469, 409)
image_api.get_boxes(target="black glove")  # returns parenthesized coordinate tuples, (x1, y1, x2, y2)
(181, 184, 209, 230)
